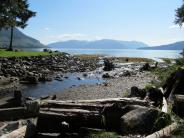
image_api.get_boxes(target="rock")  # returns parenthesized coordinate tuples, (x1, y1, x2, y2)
(122, 71, 131, 77)
(146, 87, 164, 107)
(173, 95, 184, 117)
(140, 63, 151, 71)
(120, 107, 169, 135)
(14, 90, 22, 100)
(102, 73, 111, 78)
(103, 59, 114, 71)
(101, 104, 129, 131)
(129, 86, 146, 99)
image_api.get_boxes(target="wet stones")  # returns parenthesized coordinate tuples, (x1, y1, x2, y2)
(0, 54, 100, 85)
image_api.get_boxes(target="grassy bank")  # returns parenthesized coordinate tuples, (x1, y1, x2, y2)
(0, 49, 52, 57)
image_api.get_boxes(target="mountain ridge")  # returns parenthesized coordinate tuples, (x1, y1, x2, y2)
(0, 28, 45, 48)
(48, 39, 149, 49)
(139, 41, 184, 50)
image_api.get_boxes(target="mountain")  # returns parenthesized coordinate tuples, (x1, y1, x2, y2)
(48, 39, 149, 49)
(139, 41, 184, 50)
(0, 28, 45, 48)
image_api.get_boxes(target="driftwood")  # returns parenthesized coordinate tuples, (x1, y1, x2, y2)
(1, 123, 36, 138)
(37, 111, 102, 133)
(41, 101, 110, 111)
(146, 123, 178, 138)
(41, 98, 149, 108)
(0, 107, 37, 121)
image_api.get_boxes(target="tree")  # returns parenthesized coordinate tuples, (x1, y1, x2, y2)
(0, 0, 36, 50)
(175, 0, 184, 27)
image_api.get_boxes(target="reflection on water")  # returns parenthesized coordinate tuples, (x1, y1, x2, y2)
(22, 73, 104, 98)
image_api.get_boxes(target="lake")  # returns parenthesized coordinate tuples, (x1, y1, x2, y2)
(28, 48, 182, 61)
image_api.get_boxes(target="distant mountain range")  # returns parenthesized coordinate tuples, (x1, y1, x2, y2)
(139, 41, 184, 50)
(0, 28, 183, 50)
(0, 28, 45, 48)
(48, 39, 149, 49)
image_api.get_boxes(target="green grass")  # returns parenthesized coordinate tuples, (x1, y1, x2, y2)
(0, 49, 52, 57)
(89, 132, 120, 138)
(152, 64, 179, 86)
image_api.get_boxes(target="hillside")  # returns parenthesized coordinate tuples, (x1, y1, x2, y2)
(139, 41, 184, 50)
(48, 39, 149, 49)
(0, 28, 45, 48)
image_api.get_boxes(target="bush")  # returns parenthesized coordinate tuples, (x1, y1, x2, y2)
(175, 57, 184, 66)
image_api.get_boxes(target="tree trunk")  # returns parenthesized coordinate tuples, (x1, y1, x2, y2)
(8, 26, 14, 51)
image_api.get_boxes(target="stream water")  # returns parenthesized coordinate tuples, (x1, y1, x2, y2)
(22, 72, 105, 98)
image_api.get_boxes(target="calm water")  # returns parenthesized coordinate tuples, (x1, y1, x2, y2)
(22, 73, 104, 98)
(27, 48, 182, 60)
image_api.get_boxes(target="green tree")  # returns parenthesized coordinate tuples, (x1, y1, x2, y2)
(175, 0, 184, 26)
(0, 0, 36, 51)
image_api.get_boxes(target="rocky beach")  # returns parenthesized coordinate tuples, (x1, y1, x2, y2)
(0, 52, 183, 138)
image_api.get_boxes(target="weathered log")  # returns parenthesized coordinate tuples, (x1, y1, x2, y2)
(1, 123, 36, 138)
(40, 108, 99, 114)
(36, 133, 61, 138)
(0, 107, 37, 121)
(41, 98, 149, 107)
(146, 123, 178, 138)
(37, 111, 102, 133)
(40, 101, 109, 111)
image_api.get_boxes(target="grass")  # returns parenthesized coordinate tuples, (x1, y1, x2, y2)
(89, 132, 120, 138)
(0, 49, 53, 57)
(152, 64, 179, 86)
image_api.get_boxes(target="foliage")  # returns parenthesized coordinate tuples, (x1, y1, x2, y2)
(153, 112, 172, 132)
(175, 0, 184, 26)
(152, 64, 179, 86)
(162, 58, 172, 64)
(89, 132, 119, 138)
(0, 0, 36, 29)
(0, 0, 36, 50)
(175, 57, 184, 66)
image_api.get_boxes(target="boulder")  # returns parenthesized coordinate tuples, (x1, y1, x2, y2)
(103, 59, 114, 71)
(129, 86, 146, 99)
(120, 107, 170, 135)
(146, 87, 164, 107)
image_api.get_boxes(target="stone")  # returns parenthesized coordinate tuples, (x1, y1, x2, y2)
(120, 107, 167, 135)
(140, 63, 151, 71)
(103, 59, 114, 71)
(102, 73, 111, 78)
(146, 87, 164, 107)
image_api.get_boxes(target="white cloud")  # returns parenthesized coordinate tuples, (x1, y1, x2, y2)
(44, 33, 104, 44)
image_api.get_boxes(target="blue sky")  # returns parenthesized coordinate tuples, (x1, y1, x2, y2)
(22, 0, 184, 46)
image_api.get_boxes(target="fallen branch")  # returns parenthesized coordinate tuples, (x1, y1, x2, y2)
(146, 122, 178, 138)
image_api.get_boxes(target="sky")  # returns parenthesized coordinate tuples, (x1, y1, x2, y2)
(21, 0, 184, 46)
